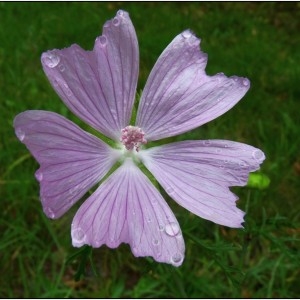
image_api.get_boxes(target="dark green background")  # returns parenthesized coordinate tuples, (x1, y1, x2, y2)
(1, 2, 300, 298)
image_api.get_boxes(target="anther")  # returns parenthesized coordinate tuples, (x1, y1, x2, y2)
(120, 126, 147, 152)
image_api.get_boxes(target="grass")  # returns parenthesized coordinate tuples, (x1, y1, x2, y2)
(1, 2, 300, 298)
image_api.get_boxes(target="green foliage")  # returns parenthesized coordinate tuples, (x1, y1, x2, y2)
(1, 2, 300, 298)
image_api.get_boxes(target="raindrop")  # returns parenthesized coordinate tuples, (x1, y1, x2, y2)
(72, 227, 86, 243)
(35, 170, 43, 182)
(252, 149, 264, 162)
(117, 10, 124, 17)
(152, 239, 159, 246)
(158, 224, 164, 231)
(165, 186, 175, 195)
(165, 222, 180, 237)
(113, 17, 120, 26)
(151, 198, 158, 204)
(99, 35, 107, 46)
(63, 83, 72, 96)
(69, 186, 78, 195)
(147, 217, 152, 223)
(58, 64, 65, 72)
(203, 140, 211, 146)
(94, 240, 101, 247)
(44, 207, 55, 219)
(239, 161, 246, 167)
(242, 78, 249, 86)
(170, 253, 183, 265)
(15, 129, 25, 141)
(182, 30, 192, 39)
(42, 51, 60, 68)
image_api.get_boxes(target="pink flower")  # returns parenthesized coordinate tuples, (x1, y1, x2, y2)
(14, 10, 265, 266)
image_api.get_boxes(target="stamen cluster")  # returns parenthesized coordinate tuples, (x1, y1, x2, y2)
(120, 125, 147, 152)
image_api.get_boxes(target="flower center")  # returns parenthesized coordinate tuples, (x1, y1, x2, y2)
(120, 126, 147, 152)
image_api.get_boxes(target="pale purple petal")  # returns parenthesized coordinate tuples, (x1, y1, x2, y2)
(41, 10, 138, 140)
(14, 110, 120, 219)
(136, 30, 250, 141)
(71, 159, 185, 266)
(139, 140, 265, 227)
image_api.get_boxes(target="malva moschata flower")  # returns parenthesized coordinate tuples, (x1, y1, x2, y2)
(14, 10, 265, 266)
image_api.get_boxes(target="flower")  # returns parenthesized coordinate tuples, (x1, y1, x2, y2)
(14, 10, 265, 267)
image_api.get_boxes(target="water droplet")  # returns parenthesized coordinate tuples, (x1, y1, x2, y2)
(224, 144, 228, 148)
(69, 186, 78, 195)
(219, 164, 225, 169)
(35, 170, 43, 182)
(204, 140, 211, 146)
(117, 10, 124, 17)
(215, 148, 222, 154)
(113, 17, 120, 26)
(242, 78, 249, 86)
(94, 239, 101, 247)
(224, 159, 229, 164)
(152, 239, 159, 246)
(42, 51, 60, 68)
(63, 83, 72, 96)
(252, 149, 264, 162)
(72, 227, 86, 243)
(182, 30, 192, 39)
(59, 64, 65, 72)
(170, 253, 183, 265)
(147, 217, 152, 223)
(151, 198, 158, 204)
(15, 129, 25, 141)
(165, 222, 180, 237)
(239, 161, 246, 167)
(165, 186, 175, 195)
(44, 207, 55, 219)
(99, 35, 107, 46)
(158, 224, 164, 231)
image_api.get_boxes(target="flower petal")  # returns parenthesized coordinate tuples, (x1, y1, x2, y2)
(71, 158, 185, 266)
(14, 110, 120, 219)
(41, 10, 138, 140)
(139, 140, 265, 227)
(136, 30, 250, 141)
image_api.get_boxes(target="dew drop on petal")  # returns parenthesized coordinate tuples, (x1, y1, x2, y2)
(44, 207, 55, 219)
(59, 64, 65, 72)
(165, 222, 180, 237)
(182, 30, 192, 39)
(158, 224, 164, 231)
(16, 129, 25, 141)
(203, 140, 211, 146)
(165, 186, 175, 195)
(152, 239, 159, 246)
(252, 149, 264, 162)
(117, 10, 124, 17)
(170, 252, 183, 266)
(42, 51, 60, 68)
(242, 78, 250, 86)
(99, 35, 107, 46)
(72, 227, 86, 244)
(35, 170, 43, 182)
(112, 17, 120, 26)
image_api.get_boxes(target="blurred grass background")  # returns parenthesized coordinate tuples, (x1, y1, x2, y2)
(1, 2, 300, 298)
